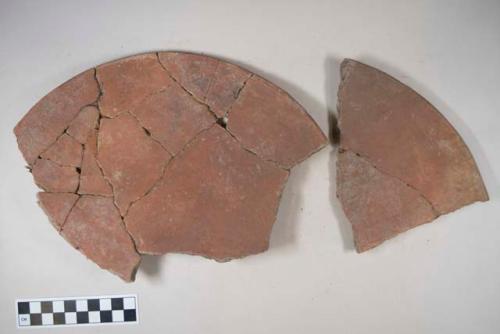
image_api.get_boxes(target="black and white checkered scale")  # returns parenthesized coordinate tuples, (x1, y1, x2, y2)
(17, 295, 137, 327)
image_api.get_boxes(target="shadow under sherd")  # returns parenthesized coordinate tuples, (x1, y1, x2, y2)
(139, 254, 164, 279)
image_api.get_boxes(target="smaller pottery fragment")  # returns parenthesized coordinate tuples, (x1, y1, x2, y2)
(336, 59, 489, 252)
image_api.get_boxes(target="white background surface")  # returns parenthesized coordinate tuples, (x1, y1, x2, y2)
(1, 0, 499, 333)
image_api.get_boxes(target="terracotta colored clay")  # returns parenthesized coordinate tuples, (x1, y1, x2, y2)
(125, 125, 289, 260)
(14, 69, 99, 165)
(158, 52, 219, 102)
(78, 129, 113, 196)
(14, 52, 326, 281)
(37, 192, 79, 231)
(158, 52, 253, 117)
(337, 59, 489, 252)
(337, 151, 437, 252)
(205, 61, 253, 118)
(97, 53, 172, 118)
(40, 134, 82, 167)
(61, 196, 141, 282)
(97, 113, 172, 216)
(129, 80, 215, 155)
(32, 159, 79, 193)
(66, 105, 100, 144)
(227, 76, 326, 168)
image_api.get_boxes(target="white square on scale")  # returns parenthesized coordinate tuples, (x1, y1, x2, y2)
(18, 314, 30, 326)
(100, 298, 112, 311)
(76, 299, 88, 312)
(123, 297, 135, 309)
(42, 313, 54, 325)
(89, 311, 100, 323)
(29, 301, 41, 313)
(112, 310, 124, 322)
(65, 312, 77, 324)
(52, 300, 64, 313)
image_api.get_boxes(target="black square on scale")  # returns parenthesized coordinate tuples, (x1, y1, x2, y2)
(76, 311, 89, 324)
(41, 301, 53, 313)
(87, 299, 100, 311)
(124, 309, 136, 322)
(100, 310, 112, 322)
(30, 313, 42, 326)
(64, 300, 76, 312)
(111, 298, 123, 310)
(17, 302, 30, 315)
(53, 312, 66, 325)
